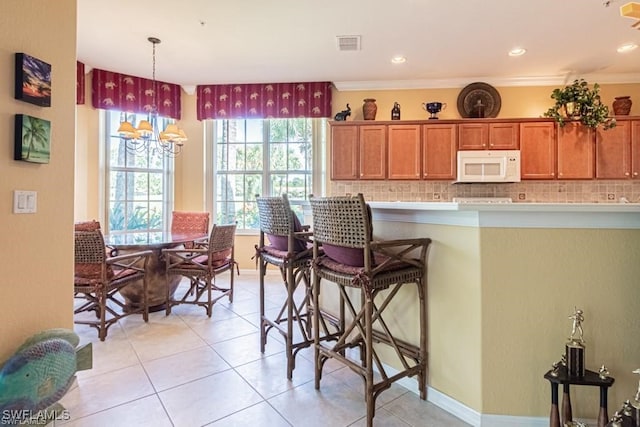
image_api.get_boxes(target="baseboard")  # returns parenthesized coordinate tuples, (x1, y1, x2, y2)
(394, 368, 549, 427)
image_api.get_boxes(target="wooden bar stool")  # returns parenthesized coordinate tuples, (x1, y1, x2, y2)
(255, 194, 340, 379)
(310, 193, 431, 427)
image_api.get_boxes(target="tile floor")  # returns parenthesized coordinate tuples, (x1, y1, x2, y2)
(62, 270, 470, 427)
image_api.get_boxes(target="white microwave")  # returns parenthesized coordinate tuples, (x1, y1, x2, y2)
(456, 150, 521, 183)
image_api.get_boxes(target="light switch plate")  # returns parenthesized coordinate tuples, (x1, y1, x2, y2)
(13, 190, 37, 214)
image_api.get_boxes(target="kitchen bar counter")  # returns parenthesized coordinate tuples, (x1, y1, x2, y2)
(335, 200, 640, 424)
(368, 201, 640, 229)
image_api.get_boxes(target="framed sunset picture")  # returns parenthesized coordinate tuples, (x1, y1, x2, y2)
(15, 53, 51, 107)
(15, 114, 51, 164)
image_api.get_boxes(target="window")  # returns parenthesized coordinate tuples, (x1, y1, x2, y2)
(103, 111, 173, 233)
(212, 118, 325, 231)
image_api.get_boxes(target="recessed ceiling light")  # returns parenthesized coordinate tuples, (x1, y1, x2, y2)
(617, 42, 638, 53)
(391, 56, 406, 64)
(508, 47, 527, 57)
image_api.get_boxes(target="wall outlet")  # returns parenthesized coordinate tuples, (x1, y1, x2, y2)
(607, 193, 615, 200)
(433, 193, 441, 200)
(518, 193, 526, 200)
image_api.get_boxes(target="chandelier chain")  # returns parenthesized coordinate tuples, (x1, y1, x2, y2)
(116, 36, 186, 158)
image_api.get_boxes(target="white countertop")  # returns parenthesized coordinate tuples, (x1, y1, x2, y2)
(367, 201, 640, 229)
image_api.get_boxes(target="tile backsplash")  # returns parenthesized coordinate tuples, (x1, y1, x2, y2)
(329, 180, 640, 203)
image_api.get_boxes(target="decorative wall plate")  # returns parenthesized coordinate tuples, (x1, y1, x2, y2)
(457, 82, 501, 118)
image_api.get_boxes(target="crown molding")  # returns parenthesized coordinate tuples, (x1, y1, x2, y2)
(333, 73, 640, 91)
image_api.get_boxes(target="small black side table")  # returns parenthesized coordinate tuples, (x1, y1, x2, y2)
(544, 367, 615, 427)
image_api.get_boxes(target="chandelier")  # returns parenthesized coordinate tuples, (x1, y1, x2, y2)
(620, 2, 640, 29)
(117, 37, 187, 157)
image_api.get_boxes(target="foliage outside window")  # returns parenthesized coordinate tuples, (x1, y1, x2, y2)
(105, 111, 172, 233)
(214, 118, 319, 230)
(543, 79, 616, 130)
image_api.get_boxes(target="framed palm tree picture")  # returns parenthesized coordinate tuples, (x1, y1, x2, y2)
(14, 114, 51, 164)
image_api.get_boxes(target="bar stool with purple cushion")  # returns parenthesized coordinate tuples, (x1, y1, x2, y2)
(255, 194, 341, 380)
(310, 193, 431, 427)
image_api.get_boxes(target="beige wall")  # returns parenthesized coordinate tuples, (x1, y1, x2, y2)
(371, 221, 483, 410)
(330, 83, 640, 121)
(0, 1, 77, 361)
(480, 227, 640, 417)
(75, 79, 100, 221)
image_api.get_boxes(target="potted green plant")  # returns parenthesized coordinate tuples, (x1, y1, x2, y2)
(543, 79, 616, 130)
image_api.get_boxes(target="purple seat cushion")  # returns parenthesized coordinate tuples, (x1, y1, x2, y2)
(319, 203, 374, 268)
(321, 244, 370, 267)
(266, 211, 307, 253)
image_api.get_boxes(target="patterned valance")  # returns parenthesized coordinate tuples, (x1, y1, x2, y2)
(91, 68, 182, 119)
(196, 81, 332, 120)
(76, 61, 85, 105)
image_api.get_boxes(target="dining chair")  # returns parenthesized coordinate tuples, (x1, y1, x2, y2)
(74, 223, 152, 341)
(162, 223, 237, 317)
(310, 193, 432, 427)
(170, 211, 210, 249)
(255, 194, 341, 380)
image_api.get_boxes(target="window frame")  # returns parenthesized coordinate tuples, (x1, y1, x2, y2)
(205, 118, 325, 234)
(101, 110, 175, 234)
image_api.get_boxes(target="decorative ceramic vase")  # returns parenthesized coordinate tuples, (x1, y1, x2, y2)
(363, 98, 377, 120)
(612, 96, 632, 116)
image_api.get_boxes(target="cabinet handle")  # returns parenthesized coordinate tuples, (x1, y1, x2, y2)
(490, 143, 494, 146)
(634, 172, 639, 176)
(551, 173, 555, 176)
(625, 172, 630, 176)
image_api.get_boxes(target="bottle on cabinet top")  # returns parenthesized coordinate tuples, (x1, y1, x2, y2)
(391, 102, 401, 120)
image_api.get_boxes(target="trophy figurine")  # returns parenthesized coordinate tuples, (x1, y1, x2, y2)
(566, 307, 585, 377)
(633, 368, 640, 408)
(422, 102, 447, 119)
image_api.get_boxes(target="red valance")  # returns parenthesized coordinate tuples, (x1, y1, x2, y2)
(91, 68, 182, 119)
(196, 82, 332, 120)
(76, 61, 85, 105)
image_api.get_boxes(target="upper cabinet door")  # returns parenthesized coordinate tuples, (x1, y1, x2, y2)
(633, 121, 640, 180)
(520, 122, 556, 180)
(422, 124, 457, 180)
(330, 125, 359, 180)
(557, 123, 594, 179)
(359, 125, 387, 180)
(388, 125, 421, 180)
(596, 121, 631, 179)
(458, 123, 488, 150)
(489, 123, 519, 149)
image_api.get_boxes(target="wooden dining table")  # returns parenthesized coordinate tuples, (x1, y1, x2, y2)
(104, 231, 208, 312)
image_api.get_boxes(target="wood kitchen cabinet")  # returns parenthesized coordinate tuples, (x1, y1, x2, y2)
(520, 122, 556, 180)
(359, 125, 386, 180)
(595, 120, 631, 179)
(330, 125, 359, 180)
(458, 122, 519, 150)
(330, 124, 386, 180)
(388, 124, 421, 180)
(422, 124, 457, 179)
(633, 120, 640, 179)
(557, 122, 594, 179)
(330, 117, 640, 182)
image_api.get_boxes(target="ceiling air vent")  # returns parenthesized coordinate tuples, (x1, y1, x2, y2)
(336, 35, 361, 51)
